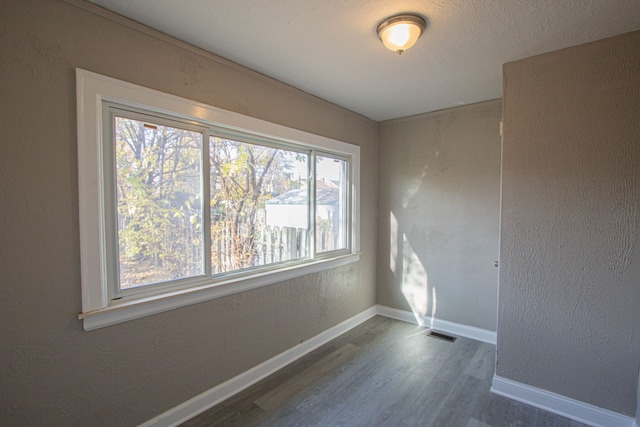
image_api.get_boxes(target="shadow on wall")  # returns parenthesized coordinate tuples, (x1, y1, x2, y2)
(390, 209, 436, 328)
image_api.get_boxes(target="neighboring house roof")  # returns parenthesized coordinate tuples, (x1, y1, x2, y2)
(267, 186, 339, 205)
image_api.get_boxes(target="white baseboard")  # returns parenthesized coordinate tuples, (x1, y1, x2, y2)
(375, 304, 423, 324)
(491, 376, 636, 427)
(140, 304, 508, 426)
(141, 305, 634, 427)
(375, 305, 497, 345)
(141, 306, 378, 427)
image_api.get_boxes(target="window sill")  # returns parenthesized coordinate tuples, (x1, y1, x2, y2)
(79, 253, 360, 331)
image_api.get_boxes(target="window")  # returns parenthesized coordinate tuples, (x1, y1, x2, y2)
(315, 154, 349, 254)
(209, 135, 311, 274)
(110, 111, 206, 293)
(77, 69, 360, 330)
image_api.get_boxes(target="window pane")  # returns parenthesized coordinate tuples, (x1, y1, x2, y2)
(210, 137, 309, 274)
(114, 116, 203, 289)
(316, 155, 348, 253)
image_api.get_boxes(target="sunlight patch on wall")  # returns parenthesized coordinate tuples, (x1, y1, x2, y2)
(401, 233, 428, 325)
(390, 211, 399, 274)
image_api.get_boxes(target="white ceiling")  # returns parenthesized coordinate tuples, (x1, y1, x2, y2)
(89, 0, 640, 121)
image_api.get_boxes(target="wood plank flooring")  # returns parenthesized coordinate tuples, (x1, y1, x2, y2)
(181, 316, 587, 426)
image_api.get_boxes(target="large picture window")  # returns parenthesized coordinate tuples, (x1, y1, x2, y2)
(77, 69, 360, 330)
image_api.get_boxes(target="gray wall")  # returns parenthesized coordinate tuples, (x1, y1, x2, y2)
(377, 101, 502, 331)
(498, 30, 640, 416)
(0, 0, 377, 424)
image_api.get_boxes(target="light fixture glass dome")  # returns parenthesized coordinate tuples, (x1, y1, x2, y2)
(377, 14, 426, 55)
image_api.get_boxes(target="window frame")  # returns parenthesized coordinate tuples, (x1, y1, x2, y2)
(76, 68, 360, 331)
(313, 151, 352, 257)
(105, 105, 211, 300)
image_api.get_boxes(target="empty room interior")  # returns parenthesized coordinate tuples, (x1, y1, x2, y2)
(1, 0, 639, 426)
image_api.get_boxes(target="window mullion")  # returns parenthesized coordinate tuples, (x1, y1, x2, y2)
(203, 130, 212, 277)
(346, 160, 353, 251)
(309, 150, 317, 259)
(104, 107, 119, 303)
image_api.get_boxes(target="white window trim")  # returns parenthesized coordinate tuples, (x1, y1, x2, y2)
(76, 68, 361, 331)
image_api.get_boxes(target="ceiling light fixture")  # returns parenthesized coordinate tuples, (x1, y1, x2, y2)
(377, 14, 426, 55)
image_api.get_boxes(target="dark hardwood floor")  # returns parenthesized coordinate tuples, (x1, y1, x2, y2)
(182, 316, 587, 426)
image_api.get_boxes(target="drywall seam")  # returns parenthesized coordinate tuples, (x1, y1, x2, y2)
(612, 139, 639, 276)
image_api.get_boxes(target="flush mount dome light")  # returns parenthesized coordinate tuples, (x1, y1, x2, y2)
(377, 14, 426, 55)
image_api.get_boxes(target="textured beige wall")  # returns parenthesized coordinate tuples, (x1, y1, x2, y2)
(377, 101, 502, 331)
(0, 0, 377, 424)
(498, 30, 640, 416)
